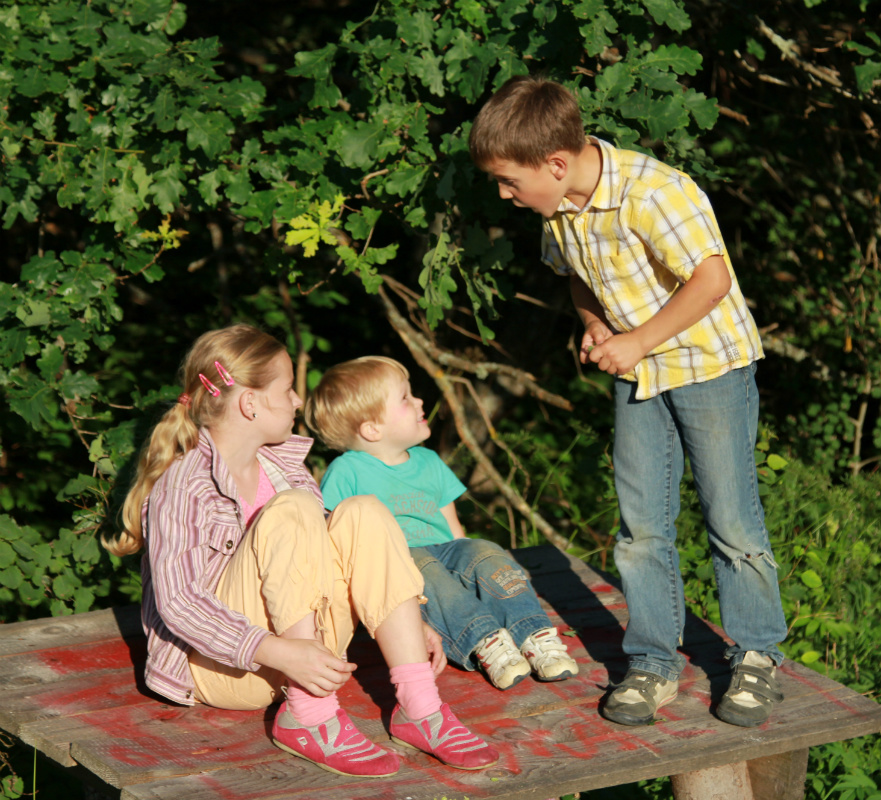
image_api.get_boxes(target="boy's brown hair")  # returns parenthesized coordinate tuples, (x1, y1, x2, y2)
(469, 76, 586, 170)
(304, 356, 409, 452)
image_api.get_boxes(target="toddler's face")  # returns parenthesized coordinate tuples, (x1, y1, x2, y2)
(377, 375, 431, 452)
(485, 158, 565, 218)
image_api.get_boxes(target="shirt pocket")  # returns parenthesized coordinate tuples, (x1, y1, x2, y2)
(206, 521, 241, 558)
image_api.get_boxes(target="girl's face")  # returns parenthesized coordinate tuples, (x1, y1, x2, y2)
(254, 351, 302, 443)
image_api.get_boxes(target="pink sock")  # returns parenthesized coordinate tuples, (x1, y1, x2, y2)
(285, 685, 340, 727)
(389, 661, 442, 721)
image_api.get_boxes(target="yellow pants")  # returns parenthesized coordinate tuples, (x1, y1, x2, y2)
(189, 490, 424, 710)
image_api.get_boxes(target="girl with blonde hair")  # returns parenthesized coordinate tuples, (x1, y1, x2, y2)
(106, 324, 498, 777)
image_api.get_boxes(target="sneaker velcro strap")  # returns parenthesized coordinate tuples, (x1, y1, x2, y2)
(615, 670, 665, 696)
(731, 664, 784, 704)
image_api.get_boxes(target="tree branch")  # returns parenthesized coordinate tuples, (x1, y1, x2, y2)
(379, 286, 573, 551)
(382, 276, 573, 411)
(755, 16, 881, 106)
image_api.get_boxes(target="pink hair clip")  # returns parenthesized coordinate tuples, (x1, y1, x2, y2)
(198, 361, 234, 397)
(214, 361, 235, 386)
(199, 374, 220, 397)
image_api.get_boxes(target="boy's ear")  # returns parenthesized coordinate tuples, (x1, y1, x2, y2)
(359, 420, 383, 443)
(547, 151, 570, 180)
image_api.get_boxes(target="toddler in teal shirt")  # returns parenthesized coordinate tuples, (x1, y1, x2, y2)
(305, 356, 578, 690)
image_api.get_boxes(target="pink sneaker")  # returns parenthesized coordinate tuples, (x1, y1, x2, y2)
(272, 706, 400, 777)
(390, 703, 500, 770)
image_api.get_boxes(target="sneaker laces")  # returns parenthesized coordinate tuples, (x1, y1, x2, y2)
(476, 630, 522, 672)
(522, 627, 568, 668)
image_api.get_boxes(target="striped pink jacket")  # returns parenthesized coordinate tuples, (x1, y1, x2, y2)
(140, 429, 321, 705)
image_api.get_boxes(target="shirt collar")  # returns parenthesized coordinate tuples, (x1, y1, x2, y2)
(555, 136, 621, 216)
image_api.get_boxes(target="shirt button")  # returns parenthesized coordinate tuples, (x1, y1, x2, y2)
(225, 540, 234, 549)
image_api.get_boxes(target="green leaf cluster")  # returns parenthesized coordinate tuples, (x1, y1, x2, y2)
(698, 1, 881, 476)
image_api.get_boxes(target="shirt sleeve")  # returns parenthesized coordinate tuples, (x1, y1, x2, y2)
(635, 176, 726, 282)
(425, 450, 467, 507)
(540, 218, 574, 276)
(146, 487, 269, 672)
(319, 457, 360, 511)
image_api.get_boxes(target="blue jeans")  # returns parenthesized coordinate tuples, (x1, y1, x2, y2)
(409, 538, 551, 670)
(613, 364, 787, 681)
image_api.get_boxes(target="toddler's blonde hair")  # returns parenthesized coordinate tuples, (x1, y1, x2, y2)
(304, 356, 408, 452)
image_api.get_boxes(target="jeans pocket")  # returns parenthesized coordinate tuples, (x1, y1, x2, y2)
(476, 563, 531, 600)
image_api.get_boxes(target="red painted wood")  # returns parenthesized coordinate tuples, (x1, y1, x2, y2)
(2, 546, 880, 800)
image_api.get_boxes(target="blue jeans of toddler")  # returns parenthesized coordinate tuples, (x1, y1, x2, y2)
(410, 538, 551, 670)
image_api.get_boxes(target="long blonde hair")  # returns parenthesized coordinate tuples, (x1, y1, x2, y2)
(105, 324, 286, 557)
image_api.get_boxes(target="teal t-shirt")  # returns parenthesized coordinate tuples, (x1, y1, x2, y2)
(320, 448, 467, 547)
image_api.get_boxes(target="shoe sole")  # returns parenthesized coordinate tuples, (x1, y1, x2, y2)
(494, 670, 531, 691)
(534, 667, 578, 682)
(601, 692, 678, 726)
(715, 703, 770, 728)
(273, 737, 399, 778)
(390, 736, 500, 770)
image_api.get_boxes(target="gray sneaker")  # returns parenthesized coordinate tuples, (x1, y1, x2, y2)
(601, 669, 678, 726)
(716, 651, 783, 727)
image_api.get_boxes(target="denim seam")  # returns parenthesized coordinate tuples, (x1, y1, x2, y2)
(506, 614, 555, 648)
(664, 411, 683, 646)
(628, 658, 681, 683)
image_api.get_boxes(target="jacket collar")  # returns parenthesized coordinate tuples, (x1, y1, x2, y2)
(196, 429, 315, 501)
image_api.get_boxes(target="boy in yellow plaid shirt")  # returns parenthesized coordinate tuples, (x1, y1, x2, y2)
(470, 76, 787, 728)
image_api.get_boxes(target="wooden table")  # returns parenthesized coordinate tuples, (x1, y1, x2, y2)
(1, 546, 879, 800)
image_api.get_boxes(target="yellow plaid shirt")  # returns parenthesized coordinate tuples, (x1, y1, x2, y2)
(542, 137, 763, 400)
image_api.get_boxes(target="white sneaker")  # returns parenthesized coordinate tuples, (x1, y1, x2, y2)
(520, 627, 579, 681)
(473, 628, 531, 690)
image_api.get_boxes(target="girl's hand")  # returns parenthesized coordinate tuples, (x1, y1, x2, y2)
(422, 622, 447, 676)
(255, 635, 356, 697)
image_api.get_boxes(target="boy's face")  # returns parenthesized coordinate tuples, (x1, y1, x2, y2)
(376, 375, 431, 452)
(485, 158, 566, 218)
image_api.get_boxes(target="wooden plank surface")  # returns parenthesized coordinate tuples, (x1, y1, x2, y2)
(117, 671, 881, 800)
(1, 546, 879, 800)
(0, 605, 142, 656)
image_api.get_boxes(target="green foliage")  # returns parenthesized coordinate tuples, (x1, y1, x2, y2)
(696, 1, 881, 475)
(673, 435, 881, 799)
(0, 0, 715, 615)
(451, 420, 881, 799)
(1, 0, 879, 794)
(0, 508, 107, 617)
